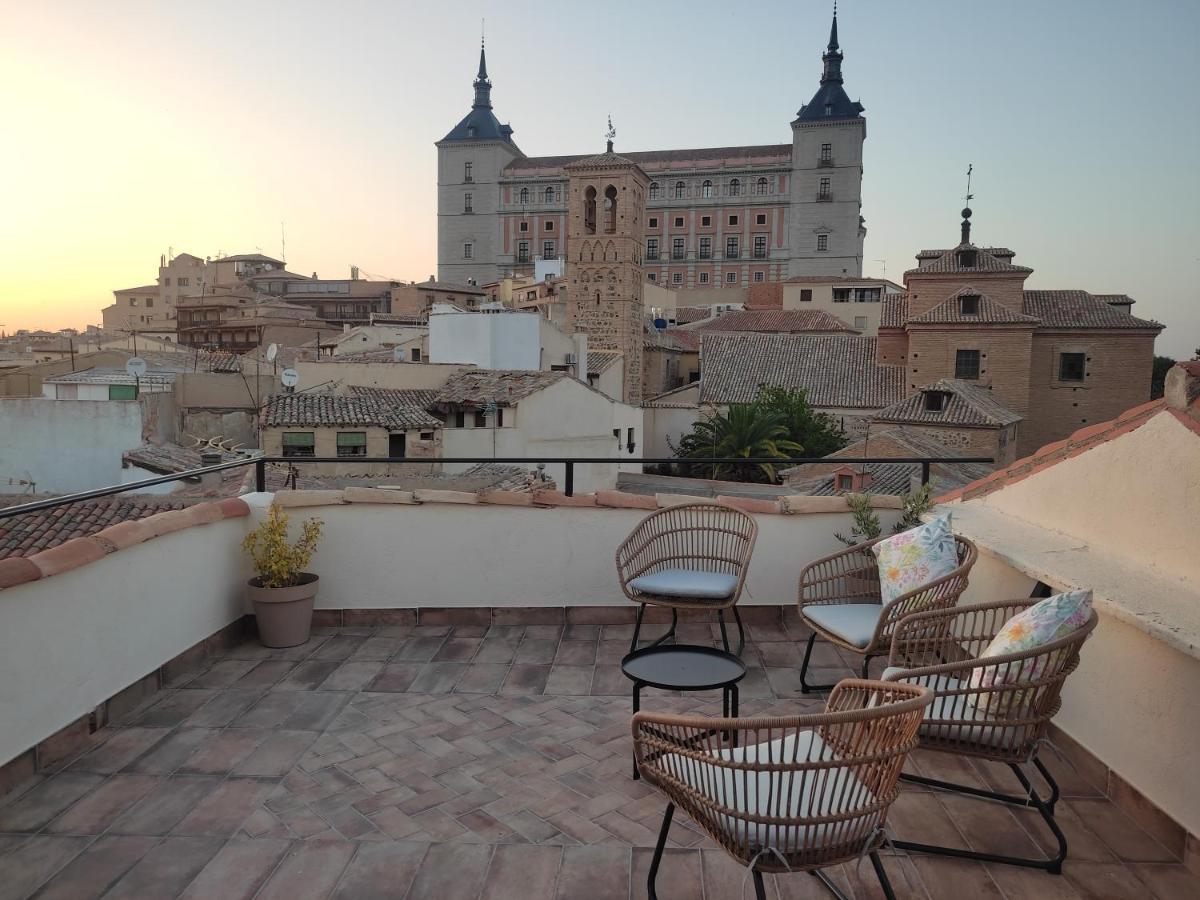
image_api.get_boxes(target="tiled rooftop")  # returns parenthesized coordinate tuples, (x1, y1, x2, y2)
(1, 617, 1194, 899)
(695, 309, 858, 334)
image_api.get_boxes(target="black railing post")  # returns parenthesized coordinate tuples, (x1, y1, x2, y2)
(565, 461, 574, 497)
(921, 461, 931, 486)
(255, 458, 266, 493)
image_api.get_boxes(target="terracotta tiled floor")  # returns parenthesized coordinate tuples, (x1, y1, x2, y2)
(1, 621, 1195, 899)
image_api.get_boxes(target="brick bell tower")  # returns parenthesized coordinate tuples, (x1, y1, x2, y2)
(563, 122, 648, 405)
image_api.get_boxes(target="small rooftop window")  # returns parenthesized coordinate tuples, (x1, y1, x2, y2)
(924, 390, 950, 412)
(959, 294, 980, 316)
(956, 248, 978, 268)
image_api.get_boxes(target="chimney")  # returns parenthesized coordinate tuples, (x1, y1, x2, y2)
(573, 333, 588, 383)
(312, 272, 318, 279)
(1165, 361, 1200, 421)
(199, 450, 222, 493)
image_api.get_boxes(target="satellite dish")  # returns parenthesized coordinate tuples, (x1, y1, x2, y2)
(392, 347, 406, 362)
(653, 318, 667, 331)
(280, 368, 299, 388)
(125, 357, 148, 378)
(266, 343, 279, 362)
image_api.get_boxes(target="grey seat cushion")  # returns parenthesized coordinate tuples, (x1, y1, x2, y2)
(801, 604, 882, 648)
(660, 729, 874, 850)
(881, 667, 1029, 748)
(628, 568, 739, 600)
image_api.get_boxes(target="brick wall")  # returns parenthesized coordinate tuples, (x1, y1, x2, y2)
(261, 426, 442, 476)
(905, 271, 1028, 317)
(876, 328, 908, 366)
(906, 327, 1035, 415)
(1021, 331, 1157, 455)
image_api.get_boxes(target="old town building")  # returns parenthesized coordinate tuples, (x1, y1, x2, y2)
(437, 11, 866, 287)
(878, 209, 1163, 455)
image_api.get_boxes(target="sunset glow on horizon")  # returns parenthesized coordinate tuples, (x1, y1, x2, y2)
(2, 0, 1196, 357)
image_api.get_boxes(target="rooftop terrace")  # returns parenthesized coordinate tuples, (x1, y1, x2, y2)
(2, 617, 1195, 900)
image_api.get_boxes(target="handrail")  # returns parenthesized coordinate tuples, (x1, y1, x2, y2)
(0, 454, 993, 519)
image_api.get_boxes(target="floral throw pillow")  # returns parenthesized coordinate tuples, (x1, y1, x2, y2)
(968, 590, 1093, 715)
(871, 515, 958, 606)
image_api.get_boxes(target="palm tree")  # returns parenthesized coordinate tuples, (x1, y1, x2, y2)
(677, 404, 804, 483)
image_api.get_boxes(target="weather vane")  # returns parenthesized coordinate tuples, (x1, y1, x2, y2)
(964, 163, 974, 207)
(606, 115, 616, 143)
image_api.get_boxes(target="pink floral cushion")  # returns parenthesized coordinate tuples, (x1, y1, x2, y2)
(968, 590, 1093, 714)
(870, 515, 958, 606)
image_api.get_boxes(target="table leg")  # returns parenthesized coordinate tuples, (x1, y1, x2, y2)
(632, 681, 643, 780)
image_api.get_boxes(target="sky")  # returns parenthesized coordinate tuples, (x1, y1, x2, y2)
(0, 0, 1197, 358)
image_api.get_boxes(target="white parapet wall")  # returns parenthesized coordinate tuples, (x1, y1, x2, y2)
(0, 516, 251, 770)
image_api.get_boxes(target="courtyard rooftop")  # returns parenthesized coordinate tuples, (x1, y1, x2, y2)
(1, 618, 1195, 900)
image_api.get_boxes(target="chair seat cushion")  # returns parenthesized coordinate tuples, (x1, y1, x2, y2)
(801, 604, 882, 648)
(660, 729, 874, 850)
(628, 568, 739, 600)
(881, 667, 1029, 748)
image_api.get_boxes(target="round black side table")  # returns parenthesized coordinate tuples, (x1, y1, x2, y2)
(621, 644, 747, 780)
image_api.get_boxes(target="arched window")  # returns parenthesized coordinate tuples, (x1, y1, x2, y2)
(519, 187, 529, 204)
(544, 186, 555, 203)
(729, 178, 740, 196)
(701, 180, 712, 198)
(674, 181, 685, 199)
(649, 182, 659, 200)
(584, 186, 596, 234)
(603, 185, 618, 233)
(756, 177, 769, 195)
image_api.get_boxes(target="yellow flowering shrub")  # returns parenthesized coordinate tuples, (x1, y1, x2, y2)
(243, 505, 324, 588)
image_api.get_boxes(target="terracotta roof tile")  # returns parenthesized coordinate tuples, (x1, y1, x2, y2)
(907, 287, 1039, 326)
(433, 370, 566, 407)
(907, 246, 1032, 276)
(262, 390, 442, 430)
(672, 307, 714, 325)
(873, 379, 1022, 427)
(0, 497, 187, 560)
(699, 334, 904, 408)
(881, 294, 909, 328)
(1021, 290, 1163, 330)
(696, 309, 857, 334)
(586, 350, 622, 373)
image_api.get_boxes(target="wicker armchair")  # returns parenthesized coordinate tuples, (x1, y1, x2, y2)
(616, 502, 758, 655)
(634, 679, 932, 900)
(796, 533, 977, 692)
(882, 599, 1099, 874)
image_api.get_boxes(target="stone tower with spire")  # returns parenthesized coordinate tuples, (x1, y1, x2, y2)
(563, 127, 648, 405)
(435, 39, 524, 285)
(788, 7, 867, 276)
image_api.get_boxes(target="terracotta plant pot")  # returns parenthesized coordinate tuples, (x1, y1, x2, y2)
(247, 573, 319, 648)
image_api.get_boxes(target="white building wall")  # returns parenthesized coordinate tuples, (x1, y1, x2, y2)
(0, 399, 144, 493)
(429, 310, 542, 369)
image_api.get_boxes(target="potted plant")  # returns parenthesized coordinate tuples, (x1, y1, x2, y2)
(243, 505, 324, 648)
(833, 484, 934, 595)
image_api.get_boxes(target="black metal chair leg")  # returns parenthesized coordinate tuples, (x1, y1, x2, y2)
(860, 653, 872, 679)
(633, 606, 677, 654)
(732, 605, 746, 656)
(717, 610, 730, 652)
(751, 869, 767, 900)
(647, 803, 674, 900)
(630, 603, 645, 655)
(869, 851, 897, 900)
(811, 869, 853, 900)
(894, 757, 1067, 874)
(799, 632, 840, 693)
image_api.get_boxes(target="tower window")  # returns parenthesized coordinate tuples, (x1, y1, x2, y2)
(820, 143, 832, 161)
(817, 234, 829, 252)
(959, 294, 980, 316)
(955, 349, 981, 380)
(819, 177, 831, 198)
(464, 193, 473, 213)
(463, 242, 473, 259)
(1059, 352, 1086, 381)
(584, 186, 596, 233)
(603, 184, 618, 233)
(464, 161, 473, 181)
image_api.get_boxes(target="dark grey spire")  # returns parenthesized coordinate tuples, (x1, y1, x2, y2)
(473, 38, 492, 109)
(821, 7, 844, 85)
(828, 3, 839, 51)
(795, 4, 863, 122)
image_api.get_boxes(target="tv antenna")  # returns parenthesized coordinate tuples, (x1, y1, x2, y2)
(874, 258, 887, 278)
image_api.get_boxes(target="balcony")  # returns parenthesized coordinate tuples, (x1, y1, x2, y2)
(818, 157, 835, 167)
(1, 398, 1199, 900)
(816, 192, 833, 202)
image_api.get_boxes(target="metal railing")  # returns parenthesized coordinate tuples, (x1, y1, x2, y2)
(0, 455, 994, 520)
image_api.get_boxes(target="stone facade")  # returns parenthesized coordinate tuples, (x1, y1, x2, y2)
(562, 147, 648, 406)
(436, 14, 865, 288)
